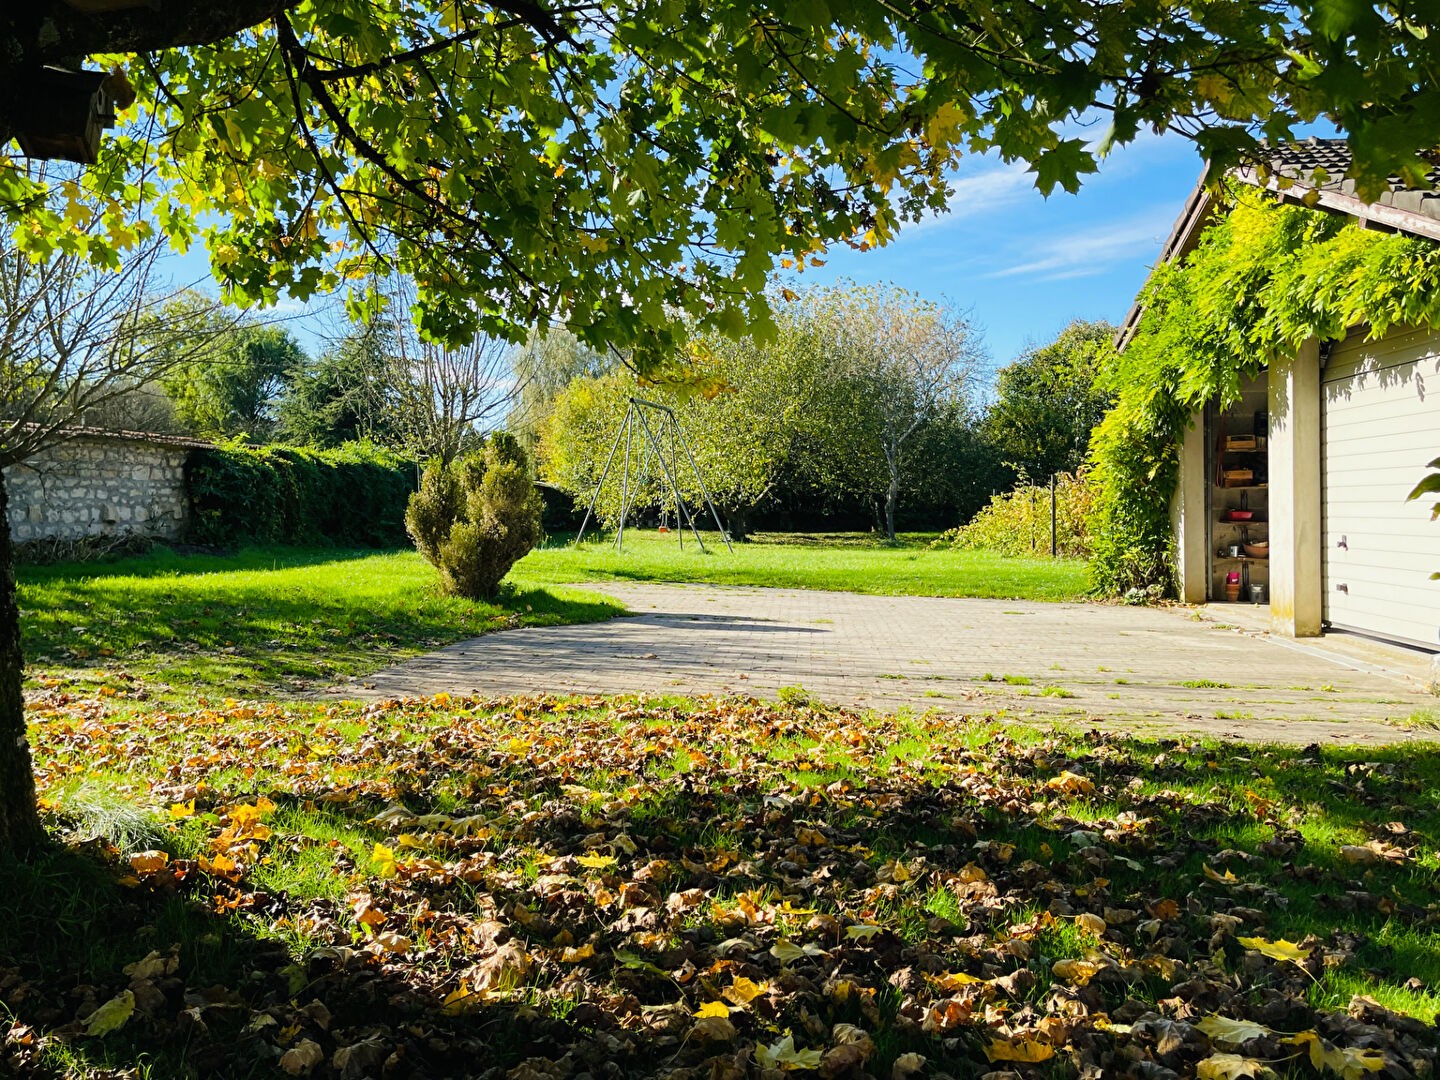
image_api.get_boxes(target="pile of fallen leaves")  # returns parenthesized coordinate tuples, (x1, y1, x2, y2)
(4, 692, 1437, 1079)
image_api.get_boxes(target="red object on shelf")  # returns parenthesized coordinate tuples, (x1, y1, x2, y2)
(1223, 510, 1255, 521)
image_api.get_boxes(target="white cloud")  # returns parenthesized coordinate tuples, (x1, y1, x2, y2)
(907, 161, 1036, 234)
(984, 208, 1176, 282)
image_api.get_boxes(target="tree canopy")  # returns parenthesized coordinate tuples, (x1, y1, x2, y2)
(5, 2, 1440, 371)
(984, 319, 1116, 482)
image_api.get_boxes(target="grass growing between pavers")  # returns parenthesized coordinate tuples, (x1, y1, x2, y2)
(7, 692, 1437, 1078)
(18, 547, 623, 701)
(517, 530, 1091, 602)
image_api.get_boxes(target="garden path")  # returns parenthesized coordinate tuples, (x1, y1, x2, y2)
(361, 583, 1436, 744)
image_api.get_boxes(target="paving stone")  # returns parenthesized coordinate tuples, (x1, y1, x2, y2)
(362, 583, 1437, 745)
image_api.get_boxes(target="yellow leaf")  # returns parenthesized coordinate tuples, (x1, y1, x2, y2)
(755, 1034, 823, 1070)
(845, 924, 882, 941)
(84, 990, 136, 1036)
(1205, 864, 1240, 884)
(1075, 912, 1107, 935)
(575, 852, 618, 870)
(933, 970, 987, 991)
(985, 1037, 1055, 1063)
(167, 799, 196, 820)
(440, 986, 478, 1016)
(1052, 958, 1107, 985)
(371, 843, 398, 878)
(1283, 1032, 1386, 1078)
(1045, 771, 1095, 795)
(721, 976, 769, 1006)
(1237, 936, 1311, 965)
(694, 1000, 730, 1018)
(128, 850, 170, 874)
(1196, 1015, 1272, 1046)
(561, 943, 595, 963)
(1197, 1052, 1277, 1079)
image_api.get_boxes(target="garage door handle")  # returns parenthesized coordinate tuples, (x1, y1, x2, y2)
(1335, 583, 1348, 593)
(1336, 535, 1347, 549)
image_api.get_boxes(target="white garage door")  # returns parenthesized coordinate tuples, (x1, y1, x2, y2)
(1322, 323, 1440, 649)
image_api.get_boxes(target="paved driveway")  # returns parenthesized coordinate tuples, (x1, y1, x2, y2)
(362, 583, 1436, 744)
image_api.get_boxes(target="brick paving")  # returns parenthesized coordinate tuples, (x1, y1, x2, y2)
(360, 583, 1437, 745)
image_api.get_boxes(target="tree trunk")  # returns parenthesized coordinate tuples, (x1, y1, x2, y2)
(0, 472, 43, 854)
(884, 473, 899, 543)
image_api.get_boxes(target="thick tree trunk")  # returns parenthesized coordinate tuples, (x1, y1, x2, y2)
(0, 473, 43, 854)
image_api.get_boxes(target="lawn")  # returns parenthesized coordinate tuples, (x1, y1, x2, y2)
(18, 547, 622, 700)
(18, 536, 1087, 701)
(6, 693, 1437, 1078)
(518, 529, 1090, 601)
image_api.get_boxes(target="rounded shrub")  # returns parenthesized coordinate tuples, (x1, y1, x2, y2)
(405, 433, 543, 599)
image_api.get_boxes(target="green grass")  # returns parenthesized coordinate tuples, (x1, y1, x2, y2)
(516, 529, 1090, 601)
(19, 546, 622, 699)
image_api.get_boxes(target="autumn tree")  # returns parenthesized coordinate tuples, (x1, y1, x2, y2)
(2, 1, 1440, 850)
(806, 286, 985, 542)
(984, 320, 1117, 481)
(507, 327, 612, 457)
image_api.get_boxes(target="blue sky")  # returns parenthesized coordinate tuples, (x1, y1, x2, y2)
(164, 129, 1208, 382)
(794, 129, 1208, 374)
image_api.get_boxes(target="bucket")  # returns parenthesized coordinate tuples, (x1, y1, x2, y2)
(1249, 583, 1267, 604)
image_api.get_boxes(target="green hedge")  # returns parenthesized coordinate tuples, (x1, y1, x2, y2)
(186, 439, 417, 547)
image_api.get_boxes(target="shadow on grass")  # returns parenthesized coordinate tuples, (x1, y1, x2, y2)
(8, 719, 1439, 1078)
(18, 546, 626, 695)
(0, 842, 556, 1079)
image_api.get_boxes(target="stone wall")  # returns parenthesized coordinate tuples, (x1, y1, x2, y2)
(3, 435, 192, 543)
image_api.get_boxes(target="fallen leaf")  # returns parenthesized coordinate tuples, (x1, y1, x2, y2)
(1197, 1014, 1272, 1046)
(1196, 1052, 1277, 1079)
(370, 842, 398, 878)
(83, 990, 135, 1036)
(1052, 958, 1107, 985)
(128, 850, 169, 874)
(575, 852, 618, 870)
(1237, 936, 1311, 966)
(756, 1033, 823, 1070)
(279, 1039, 325, 1076)
(985, 1037, 1055, 1063)
(693, 1000, 730, 1018)
(721, 976, 769, 1006)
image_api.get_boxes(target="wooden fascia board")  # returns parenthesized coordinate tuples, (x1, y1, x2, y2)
(1115, 166, 1213, 350)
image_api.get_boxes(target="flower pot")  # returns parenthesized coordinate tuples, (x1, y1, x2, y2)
(1224, 582, 1241, 602)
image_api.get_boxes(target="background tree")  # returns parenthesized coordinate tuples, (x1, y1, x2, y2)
(156, 303, 307, 440)
(984, 320, 1116, 481)
(277, 318, 400, 448)
(386, 317, 515, 467)
(808, 286, 986, 542)
(508, 328, 612, 458)
(0, 223, 227, 851)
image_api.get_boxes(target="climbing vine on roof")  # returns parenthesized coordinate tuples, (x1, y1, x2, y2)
(1087, 187, 1440, 597)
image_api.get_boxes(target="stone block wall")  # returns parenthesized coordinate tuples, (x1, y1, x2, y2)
(4, 436, 191, 542)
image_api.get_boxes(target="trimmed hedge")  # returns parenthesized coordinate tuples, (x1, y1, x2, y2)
(186, 439, 417, 547)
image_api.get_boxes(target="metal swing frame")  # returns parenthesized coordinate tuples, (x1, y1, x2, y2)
(573, 396, 733, 554)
